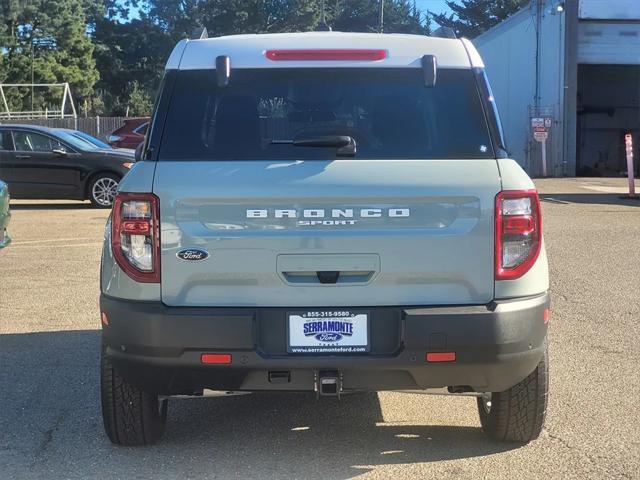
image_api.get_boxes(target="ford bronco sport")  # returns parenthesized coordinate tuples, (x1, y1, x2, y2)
(100, 32, 550, 446)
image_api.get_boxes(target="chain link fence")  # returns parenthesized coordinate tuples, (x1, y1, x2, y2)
(0, 117, 128, 141)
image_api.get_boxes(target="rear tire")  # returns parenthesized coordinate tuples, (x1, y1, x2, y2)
(89, 174, 120, 208)
(477, 341, 548, 443)
(100, 342, 167, 446)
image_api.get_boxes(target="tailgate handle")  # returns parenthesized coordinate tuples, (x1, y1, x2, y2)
(281, 270, 374, 285)
(277, 254, 380, 286)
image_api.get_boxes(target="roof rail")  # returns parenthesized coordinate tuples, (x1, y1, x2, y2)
(431, 27, 457, 39)
(191, 27, 208, 40)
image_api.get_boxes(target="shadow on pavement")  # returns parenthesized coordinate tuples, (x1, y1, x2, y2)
(541, 193, 640, 207)
(0, 330, 518, 479)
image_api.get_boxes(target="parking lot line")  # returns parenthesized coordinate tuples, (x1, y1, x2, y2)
(12, 237, 100, 245)
(9, 242, 103, 249)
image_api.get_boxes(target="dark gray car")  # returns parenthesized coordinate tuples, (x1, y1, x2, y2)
(0, 124, 134, 207)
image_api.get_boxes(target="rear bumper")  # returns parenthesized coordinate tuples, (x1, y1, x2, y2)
(100, 292, 549, 395)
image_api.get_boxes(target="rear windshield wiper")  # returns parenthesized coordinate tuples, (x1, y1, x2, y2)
(271, 135, 356, 157)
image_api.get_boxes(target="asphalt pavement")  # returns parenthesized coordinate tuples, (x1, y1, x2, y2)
(0, 177, 638, 479)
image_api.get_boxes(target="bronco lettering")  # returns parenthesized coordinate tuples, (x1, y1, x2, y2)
(246, 208, 410, 219)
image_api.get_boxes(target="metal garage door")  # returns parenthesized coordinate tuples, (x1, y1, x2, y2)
(579, 0, 640, 20)
(578, 22, 640, 65)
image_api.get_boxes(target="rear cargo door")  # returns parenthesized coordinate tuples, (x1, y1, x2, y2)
(155, 159, 500, 307)
(152, 66, 501, 307)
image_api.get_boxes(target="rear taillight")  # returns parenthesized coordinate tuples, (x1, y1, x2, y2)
(111, 192, 160, 283)
(495, 190, 542, 280)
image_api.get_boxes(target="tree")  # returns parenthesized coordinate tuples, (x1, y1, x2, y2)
(332, 0, 429, 34)
(89, 0, 431, 115)
(431, 0, 528, 38)
(92, 16, 173, 115)
(2, 0, 432, 116)
(143, 0, 429, 39)
(145, 0, 324, 38)
(124, 80, 153, 116)
(0, 0, 100, 113)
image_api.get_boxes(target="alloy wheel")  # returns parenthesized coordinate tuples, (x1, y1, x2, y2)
(92, 177, 119, 206)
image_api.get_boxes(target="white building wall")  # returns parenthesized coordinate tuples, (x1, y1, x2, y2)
(474, 8, 536, 171)
(474, 2, 566, 176)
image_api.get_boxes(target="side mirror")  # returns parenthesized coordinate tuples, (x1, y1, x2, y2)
(52, 148, 67, 156)
(134, 143, 144, 162)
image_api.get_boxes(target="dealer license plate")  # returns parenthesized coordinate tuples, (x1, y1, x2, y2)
(287, 310, 369, 353)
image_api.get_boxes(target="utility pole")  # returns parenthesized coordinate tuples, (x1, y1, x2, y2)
(379, 0, 384, 33)
(31, 33, 35, 113)
(534, 0, 542, 108)
(318, 0, 331, 31)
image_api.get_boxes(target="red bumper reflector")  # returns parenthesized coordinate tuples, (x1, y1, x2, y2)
(265, 49, 387, 61)
(101, 312, 109, 326)
(543, 308, 550, 324)
(201, 353, 232, 364)
(426, 352, 456, 362)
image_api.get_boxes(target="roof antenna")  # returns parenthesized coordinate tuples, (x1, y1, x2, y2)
(190, 26, 208, 40)
(317, 0, 332, 31)
(432, 27, 457, 39)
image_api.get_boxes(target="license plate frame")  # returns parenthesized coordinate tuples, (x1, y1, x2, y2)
(286, 310, 370, 354)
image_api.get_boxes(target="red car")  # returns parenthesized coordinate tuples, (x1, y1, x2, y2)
(107, 118, 150, 149)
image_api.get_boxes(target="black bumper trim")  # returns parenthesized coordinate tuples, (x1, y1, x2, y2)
(100, 293, 549, 394)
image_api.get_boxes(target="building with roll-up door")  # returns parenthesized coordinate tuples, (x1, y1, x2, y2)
(473, 0, 640, 177)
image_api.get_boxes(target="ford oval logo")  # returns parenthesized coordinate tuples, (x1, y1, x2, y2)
(176, 248, 209, 261)
(315, 332, 343, 342)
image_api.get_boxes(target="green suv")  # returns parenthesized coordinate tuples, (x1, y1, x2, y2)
(0, 179, 10, 249)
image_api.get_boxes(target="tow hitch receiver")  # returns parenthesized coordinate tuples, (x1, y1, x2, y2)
(316, 370, 342, 397)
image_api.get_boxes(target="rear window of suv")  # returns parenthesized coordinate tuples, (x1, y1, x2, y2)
(158, 68, 493, 160)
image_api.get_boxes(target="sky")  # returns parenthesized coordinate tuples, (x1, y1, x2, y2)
(415, 0, 455, 17)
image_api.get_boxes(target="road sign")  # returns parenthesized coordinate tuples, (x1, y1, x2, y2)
(532, 117, 553, 131)
(532, 125, 549, 176)
(531, 117, 544, 128)
(533, 126, 548, 143)
(530, 111, 553, 177)
(534, 131, 548, 142)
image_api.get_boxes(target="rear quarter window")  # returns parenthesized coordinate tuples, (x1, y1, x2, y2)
(158, 68, 494, 161)
(0, 131, 14, 151)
